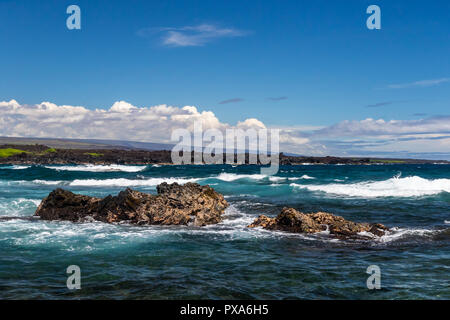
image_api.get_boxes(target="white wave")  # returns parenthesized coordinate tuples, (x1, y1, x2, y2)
(445, 220, 450, 224)
(213, 173, 268, 182)
(269, 175, 314, 182)
(212, 173, 312, 183)
(291, 176, 450, 198)
(269, 176, 285, 182)
(219, 205, 255, 227)
(0, 198, 41, 216)
(32, 180, 64, 185)
(16, 198, 41, 206)
(377, 227, 437, 243)
(290, 174, 316, 180)
(69, 177, 199, 187)
(44, 164, 147, 172)
(0, 165, 29, 170)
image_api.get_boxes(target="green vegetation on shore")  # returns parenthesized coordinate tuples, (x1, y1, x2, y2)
(84, 152, 104, 157)
(0, 147, 58, 158)
(369, 159, 406, 164)
(0, 148, 27, 158)
(35, 148, 57, 156)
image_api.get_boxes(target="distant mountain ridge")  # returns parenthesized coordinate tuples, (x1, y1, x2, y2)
(0, 136, 174, 151)
(0, 136, 294, 155)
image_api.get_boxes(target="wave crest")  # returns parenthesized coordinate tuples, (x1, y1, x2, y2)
(69, 177, 198, 187)
(291, 176, 450, 198)
(44, 164, 147, 172)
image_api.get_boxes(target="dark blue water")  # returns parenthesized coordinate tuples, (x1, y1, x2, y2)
(0, 164, 449, 299)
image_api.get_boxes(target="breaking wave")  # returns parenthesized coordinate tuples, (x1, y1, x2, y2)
(211, 173, 316, 182)
(377, 227, 447, 243)
(291, 176, 450, 198)
(44, 164, 147, 172)
(26, 177, 199, 187)
(0, 165, 29, 170)
(31, 180, 63, 185)
(0, 198, 41, 216)
(294, 175, 316, 180)
(69, 177, 199, 187)
(213, 173, 268, 181)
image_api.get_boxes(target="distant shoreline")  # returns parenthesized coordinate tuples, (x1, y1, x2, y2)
(1, 144, 448, 166)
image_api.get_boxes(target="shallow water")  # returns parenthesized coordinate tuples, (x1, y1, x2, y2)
(0, 164, 449, 299)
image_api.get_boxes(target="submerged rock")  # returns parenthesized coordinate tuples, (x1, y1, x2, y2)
(248, 207, 389, 239)
(35, 182, 228, 226)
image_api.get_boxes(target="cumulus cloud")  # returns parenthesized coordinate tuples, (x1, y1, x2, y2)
(0, 99, 291, 147)
(236, 118, 266, 130)
(0, 100, 220, 142)
(139, 24, 249, 47)
(1, 99, 449, 159)
(308, 116, 450, 159)
(314, 116, 450, 137)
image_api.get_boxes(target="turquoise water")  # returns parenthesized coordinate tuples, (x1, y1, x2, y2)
(0, 163, 449, 299)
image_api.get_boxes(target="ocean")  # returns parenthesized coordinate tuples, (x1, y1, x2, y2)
(0, 163, 449, 299)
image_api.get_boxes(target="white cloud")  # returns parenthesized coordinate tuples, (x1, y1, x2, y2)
(388, 78, 449, 89)
(236, 118, 266, 130)
(0, 99, 273, 146)
(309, 116, 450, 158)
(1, 99, 449, 159)
(109, 101, 137, 112)
(139, 24, 249, 47)
(315, 117, 450, 136)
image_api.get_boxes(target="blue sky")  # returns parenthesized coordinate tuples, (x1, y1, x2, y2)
(1, 0, 450, 158)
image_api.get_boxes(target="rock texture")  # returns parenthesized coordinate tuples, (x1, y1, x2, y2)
(248, 207, 389, 239)
(35, 182, 228, 226)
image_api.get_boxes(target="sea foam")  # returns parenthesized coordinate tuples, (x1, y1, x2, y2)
(213, 173, 268, 181)
(44, 164, 147, 172)
(0, 165, 29, 170)
(69, 177, 199, 187)
(291, 176, 450, 198)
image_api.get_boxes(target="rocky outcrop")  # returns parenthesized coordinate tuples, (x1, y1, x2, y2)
(248, 207, 389, 239)
(35, 185, 388, 238)
(35, 182, 228, 226)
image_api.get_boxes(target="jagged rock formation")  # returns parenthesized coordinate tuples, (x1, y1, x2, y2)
(248, 207, 389, 239)
(35, 182, 228, 226)
(35, 184, 388, 239)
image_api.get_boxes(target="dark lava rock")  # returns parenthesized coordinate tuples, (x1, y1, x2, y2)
(248, 207, 389, 239)
(35, 182, 229, 226)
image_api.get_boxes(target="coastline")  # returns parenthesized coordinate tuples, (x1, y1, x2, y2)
(1, 144, 449, 166)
